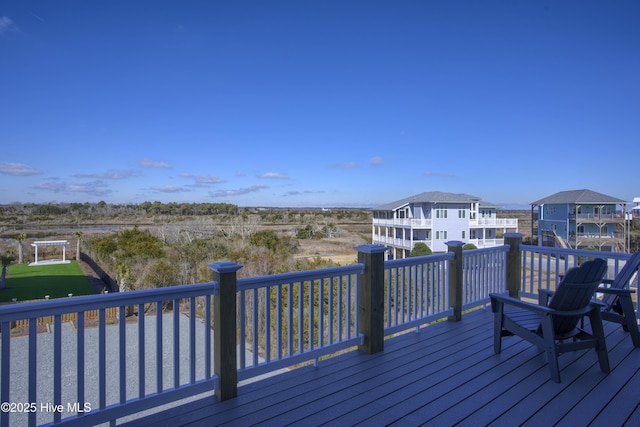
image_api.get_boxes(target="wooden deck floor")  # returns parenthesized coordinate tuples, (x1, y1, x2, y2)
(123, 309, 640, 426)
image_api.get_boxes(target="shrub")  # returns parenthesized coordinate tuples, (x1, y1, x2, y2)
(410, 242, 432, 257)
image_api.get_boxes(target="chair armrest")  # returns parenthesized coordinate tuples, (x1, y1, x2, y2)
(489, 293, 600, 317)
(597, 287, 636, 296)
(601, 278, 614, 285)
(490, 293, 553, 314)
(539, 289, 554, 306)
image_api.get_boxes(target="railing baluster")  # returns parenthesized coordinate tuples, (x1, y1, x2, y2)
(239, 289, 246, 370)
(28, 318, 37, 427)
(265, 287, 271, 362)
(204, 295, 211, 379)
(276, 285, 282, 360)
(287, 282, 296, 356)
(190, 297, 196, 384)
(297, 281, 303, 354)
(1, 321, 10, 427)
(308, 280, 314, 350)
(119, 306, 126, 404)
(318, 278, 324, 348)
(252, 288, 259, 366)
(99, 308, 106, 410)
(156, 301, 163, 393)
(336, 278, 342, 341)
(173, 298, 180, 389)
(138, 303, 145, 398)
(53, 314, 62, 424)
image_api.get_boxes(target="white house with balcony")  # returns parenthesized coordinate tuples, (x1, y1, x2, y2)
(372, 191, 518, 259)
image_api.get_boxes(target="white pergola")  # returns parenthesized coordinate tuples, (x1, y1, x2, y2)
(30, 240, 70, 266)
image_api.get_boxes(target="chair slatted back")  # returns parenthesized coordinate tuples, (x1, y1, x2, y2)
(601, 252, 640, 310)
(548, 258, 608, 335)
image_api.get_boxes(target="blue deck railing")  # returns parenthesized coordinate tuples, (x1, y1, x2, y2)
(0, 236, 637, 426)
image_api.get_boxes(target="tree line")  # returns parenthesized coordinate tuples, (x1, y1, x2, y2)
(0, 201, 239, 218)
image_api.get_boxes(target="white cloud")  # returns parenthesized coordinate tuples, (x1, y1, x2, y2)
(180, 173, 226, 186)
(259, 172, 289, 179)
(284, 189, 324, 196)
(210, 185, 268, 198)
(140, 158, 172, 169)
(74, 170, 135, 180)
(35, 180, 112, 197)
(0, 16, 17, 34)
(370, 156, 383, 165)
(0, 162, 42, 176)
(150, 185, 191, 193)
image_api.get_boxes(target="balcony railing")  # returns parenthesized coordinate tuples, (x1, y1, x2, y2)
(469, 218, 518, 227)
(372, 217, 518, 228)
(569, 213, 624, 221)
(372, 218, 433, 227)
(575, 232, 624, 240)
(0, 235, 636, 426)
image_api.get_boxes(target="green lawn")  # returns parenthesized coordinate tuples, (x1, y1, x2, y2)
(0, 261, 95, 303)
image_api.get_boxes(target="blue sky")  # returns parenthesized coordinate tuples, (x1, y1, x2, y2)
(1, 1, 638, 209)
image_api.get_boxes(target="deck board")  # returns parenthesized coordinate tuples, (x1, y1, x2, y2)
(121, 309, 640, 426)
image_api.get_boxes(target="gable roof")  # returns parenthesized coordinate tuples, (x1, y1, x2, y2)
(374, 191, 485, 211)
(531, 189, 626, 206)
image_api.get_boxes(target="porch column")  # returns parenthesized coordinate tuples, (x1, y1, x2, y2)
(355, 244, 387, 354)
(210, 261, 242, 401)
(446, 241, 464, 322)
(504, 233, 523, 298)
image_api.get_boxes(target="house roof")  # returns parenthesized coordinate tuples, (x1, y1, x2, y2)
(373, 191, 496, 211)
(531, 189, 626, 206)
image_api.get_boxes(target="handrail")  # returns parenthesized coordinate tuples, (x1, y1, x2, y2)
(0, 281, 218, 321)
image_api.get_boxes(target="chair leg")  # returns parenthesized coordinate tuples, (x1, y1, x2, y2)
(618, 295, 640, 348)
(492, 299, 505, 354)
(494, 312, 503, 354)
(540, 315, 561, 383)
(588, 310, 610, 374)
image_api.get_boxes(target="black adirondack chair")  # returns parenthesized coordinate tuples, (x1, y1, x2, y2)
(490, 258, 609, 383)
(596, 252, 640, 347)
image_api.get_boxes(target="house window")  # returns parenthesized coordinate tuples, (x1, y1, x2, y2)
(436, 206, 447, 219)
(462, 231, 466, 239)
(436, 231, 448, 240)
(458, 209, 465, 218)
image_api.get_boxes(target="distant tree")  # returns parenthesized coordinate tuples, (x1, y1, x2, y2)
(75, 231, 83, 260)
(410, 243, 432, 257)
(16, 233, 26, 264)
(296, 224, 315, 239)
(0, 253, 15, 289)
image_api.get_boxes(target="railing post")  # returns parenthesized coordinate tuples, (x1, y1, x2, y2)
(446, 241, 464, 322)
(504, 232, 523, 298)
(355, 244, 387, 354)
(209, 261, 242, 401)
